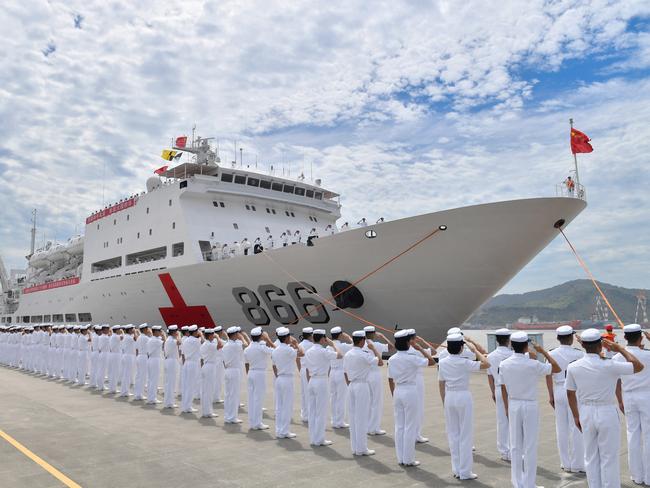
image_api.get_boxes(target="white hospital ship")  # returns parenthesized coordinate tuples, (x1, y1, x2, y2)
(0, 134, 586, 339)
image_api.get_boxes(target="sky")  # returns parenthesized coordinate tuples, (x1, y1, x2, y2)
(1, 0, 649, 295)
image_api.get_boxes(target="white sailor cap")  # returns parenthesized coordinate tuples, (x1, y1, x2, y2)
(188, 325, 198, 332)
(199, 327, 206, 332)
(167, 325, 178, 331)
(363, 326, 375, 333)
(394, 329, 409, 339)
(204, 328, 215, 334)
(352, 330, 366, 338)
(138, 323, 149, 330)
(276, 327, 291, 337)
(302, 327, 313, 334)
(181, 326, 189, 331)
(151, 325, 162, 331)
(215, 326, 223, 332)
(226, 326, 238, 334)
(624, 323, 642, 333)
(111, 325, 121, 331)
(81, 325, 90, 330)
(250, 327, 263, 337)
(495, 328, 511, 336)
(235, 326, 242, 332)
(123, 324, 134, 329)
(73, 325, 80, 330)
(580, 328, 602, 342)
(330, 326, 342, 334)
(447, 327, 462, 335)
(556, 325, 574, 336)
(313, 329, 326, 335)
(447, 333, 464, 342)
(510, 331, 529, 343)
(407, 328, 416, 336)
(94, 325, 102, 331)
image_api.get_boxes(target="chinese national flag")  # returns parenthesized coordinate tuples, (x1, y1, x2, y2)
(570, 128, 593, 154)
(154, 165, 168, 175)
(175, 136, 187, 148)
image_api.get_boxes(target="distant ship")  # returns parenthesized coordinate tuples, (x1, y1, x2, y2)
(0, 133, 587, 340)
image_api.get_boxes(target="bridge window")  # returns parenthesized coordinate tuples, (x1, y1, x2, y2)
(315, 192, 322, 200)
(126, 246, 167, 266)
(78, 313, 92, 322)
(234, 175, 246, 184)
(92, 256, 122, 273)
(260, 180, 272, 189)
(247, 177, 260, 187)
(53, 314, 63, 322)
(283, 184, 294, 194)
(272, 182, 283, 192)
(31, 315, 43, 323)
(43, 315, 51, 322)
(306, 189, 314, 198)
(295, 187, 305, 196)
(22, 316, 30, 323)
(172, 242, 184, 257)
(65, 313, 77, 322)
(221, 173, 233, 183)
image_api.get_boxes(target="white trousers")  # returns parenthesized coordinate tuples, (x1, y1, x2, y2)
(89, 351, 97, 385)
(134, 354, 148, 399)
(553, 383, 584, 471)
(146, 357, 161, 403)
(300, 367, 309, 421)
(119, 355, 135, 396)
(224, 368, 242, 421)
(308, 377, 329, 445)
(581, 403, 624, 488)
(623, 391, 650, 485)
(394, 384, 419, 464)
(330, 369, 348, 427)
(348, 381, 370, 454)
(444, 390, 474, 478)
(368, 369, 384, 433)
(495, 385, 510, 459)
(96, 352, 108, 389)
(108, 352, 122, 392)
(247, 370, 266, 428)
(163, 358, 179, 407)
(509, 399, 539, 488)
(76, 351, 88, 384)
(201, 363, 216, 416)
(181, 360, 200, 412)
(416, 374, 425, 438)
(213, 361, 224, 402)
(274, 375, 294, 436)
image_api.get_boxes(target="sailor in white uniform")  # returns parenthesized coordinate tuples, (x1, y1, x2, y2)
(223, 326, 250, 423)
(486, 328, 514, 461)
(76, 325, 91, 385)
(180, 325, 202, 413)
(163, 325, 180, 408)
(329, 327, 353, 429)
(212, 326, 226, 404)
(95, 324, 111, 390)
(437, 327, 483, 361)
(566, 328, 643, 488)
(89, 325, 100, 386)
(107, 325, 123, 394)
(387, 329, 435, 466)
(134, 323, 151, 401)
(146, 325, 165, 404)
(344, 330, 381, 456)
(244, 328, 276, 429)
(438, 333, 490, 480)
(613, 324, 650, 486)
(548, 325, 585, 473)
(48, 326, 58, 378)
(407, 328, 436, 444)
(298, 327, 315, 422)
(199, 328, 222, 417)
(363, 326, 394, 435)
(304, 329, 342, 446)
(499, 331, 560, 488)
(178, 326, 190, 396)
(272, 327, 303, 439)
(119, 325, 136, 397)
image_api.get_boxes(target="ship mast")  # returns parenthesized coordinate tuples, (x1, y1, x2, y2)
(28, 209, 37, 259)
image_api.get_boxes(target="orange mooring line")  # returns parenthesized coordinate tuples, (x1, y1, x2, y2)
(558, 228, 625, 328)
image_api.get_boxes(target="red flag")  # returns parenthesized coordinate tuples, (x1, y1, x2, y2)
(154, 165, 168, 175)
(175, 136, 187, 148)
(570, 128, 593, 154)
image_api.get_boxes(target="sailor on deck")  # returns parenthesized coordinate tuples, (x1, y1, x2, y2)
(329, 326, 353, 429)
(298, 327, 315, 422)
(548, 325, 585, 473)
(487, 328, 514, 461)
(180, 325, 201, 413)
(199, 328, 222, 418)
(613, 324, 650, 486)
(223, 326, 249, 423)
(119, 325, 136, 397)
(244, 328, 276, 429)
(363, 325, 394, 435)
(134, 323, 151, 400)
(272, 327, 303, 439)
(146, 325, 165, 404)
(566, 328, 643, 488)
(163, 325, 180, 408)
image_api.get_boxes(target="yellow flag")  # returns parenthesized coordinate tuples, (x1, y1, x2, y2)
(161, 149, 178, 161)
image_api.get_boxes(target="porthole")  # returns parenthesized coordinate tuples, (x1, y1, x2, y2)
(365, 230, 377, 239)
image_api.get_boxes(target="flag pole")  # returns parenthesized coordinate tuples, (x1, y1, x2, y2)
(569, 118, 580, 188)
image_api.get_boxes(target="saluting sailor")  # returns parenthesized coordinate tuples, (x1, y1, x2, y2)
(548, 325, 585, 473)
(223, 326, 250, 423)
(96, 324, 111, 390)
(89, 325, 100, 385)
(212, 326, 226, 404)
(387, 329, 435, 467)
(180, 325, 202, 413)
(178, 325, 190, 396)
(305, 329, 342, 446)
(76, 325, 91, 385)
(613, 324, 650, 486)
(407, 328, 435, 444)
(163, 325, 180, 408)
(298, 327, 315, 422)
(438, 332, 490, 480)
(344, 330, 381, 456)
(272, 327, 303, 439)
(244, 328, 276, 430)
(199, 328, 222, 418)
(499, 331, 560, 488)
(134, 323, 151, 401)
(107, 325, 123, 394)
(486, 328, 514, 461)
(119, 325, 136, 397)
(146, 325, 165, 404)
(363, 325, 394, 436)
(329, 326, 353, 429)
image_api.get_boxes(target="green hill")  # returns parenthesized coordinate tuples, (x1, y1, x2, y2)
(469, 279, 648, 326)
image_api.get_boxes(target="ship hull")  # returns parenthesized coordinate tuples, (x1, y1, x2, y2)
(12, 197, 586, 341)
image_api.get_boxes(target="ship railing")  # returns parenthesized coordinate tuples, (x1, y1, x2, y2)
(555, 182, 586, 201)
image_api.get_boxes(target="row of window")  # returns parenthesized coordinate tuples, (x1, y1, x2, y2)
(220, 172, 324, 200)
(97, 200, 173, 231)
(100, 225, 176, 250)
(91, 243, 185, 273)
(13, 313, 93, 324)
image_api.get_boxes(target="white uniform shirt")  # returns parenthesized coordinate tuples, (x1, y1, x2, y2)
(613, 346, 650, 393)
(387, 351, 428, 385)
(566, 354, 634, 404)
(487, 346, 513, 386)
(364, 339, 388, 371)
(343, 347, 378, 382)
(272, 343, 298, 376)
(438, 354, 480, 390)
(331, 340, 353, 370)
(222, 340, 244, 369)
(97, 334, 110, 353)
(181, 336, 201, 362)
(135, 334, 149, 356)
(78, 334, 90, 352)
(200, 339, 219, 363)
(438, 346, 476, 361)
(146, 336, 163, 359)
(499, 353, 552, 401)
(549, 345, 584, 384)
(109, 334, 122, 354)
(164, 336, 179, 360)
(244, 341, 273, 370)
(298, 339, 314, 370)
(305, 345, 337, 376)
(122, 335, 136, 355)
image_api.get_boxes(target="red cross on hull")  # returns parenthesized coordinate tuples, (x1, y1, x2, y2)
(158, 273, 216, 327)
